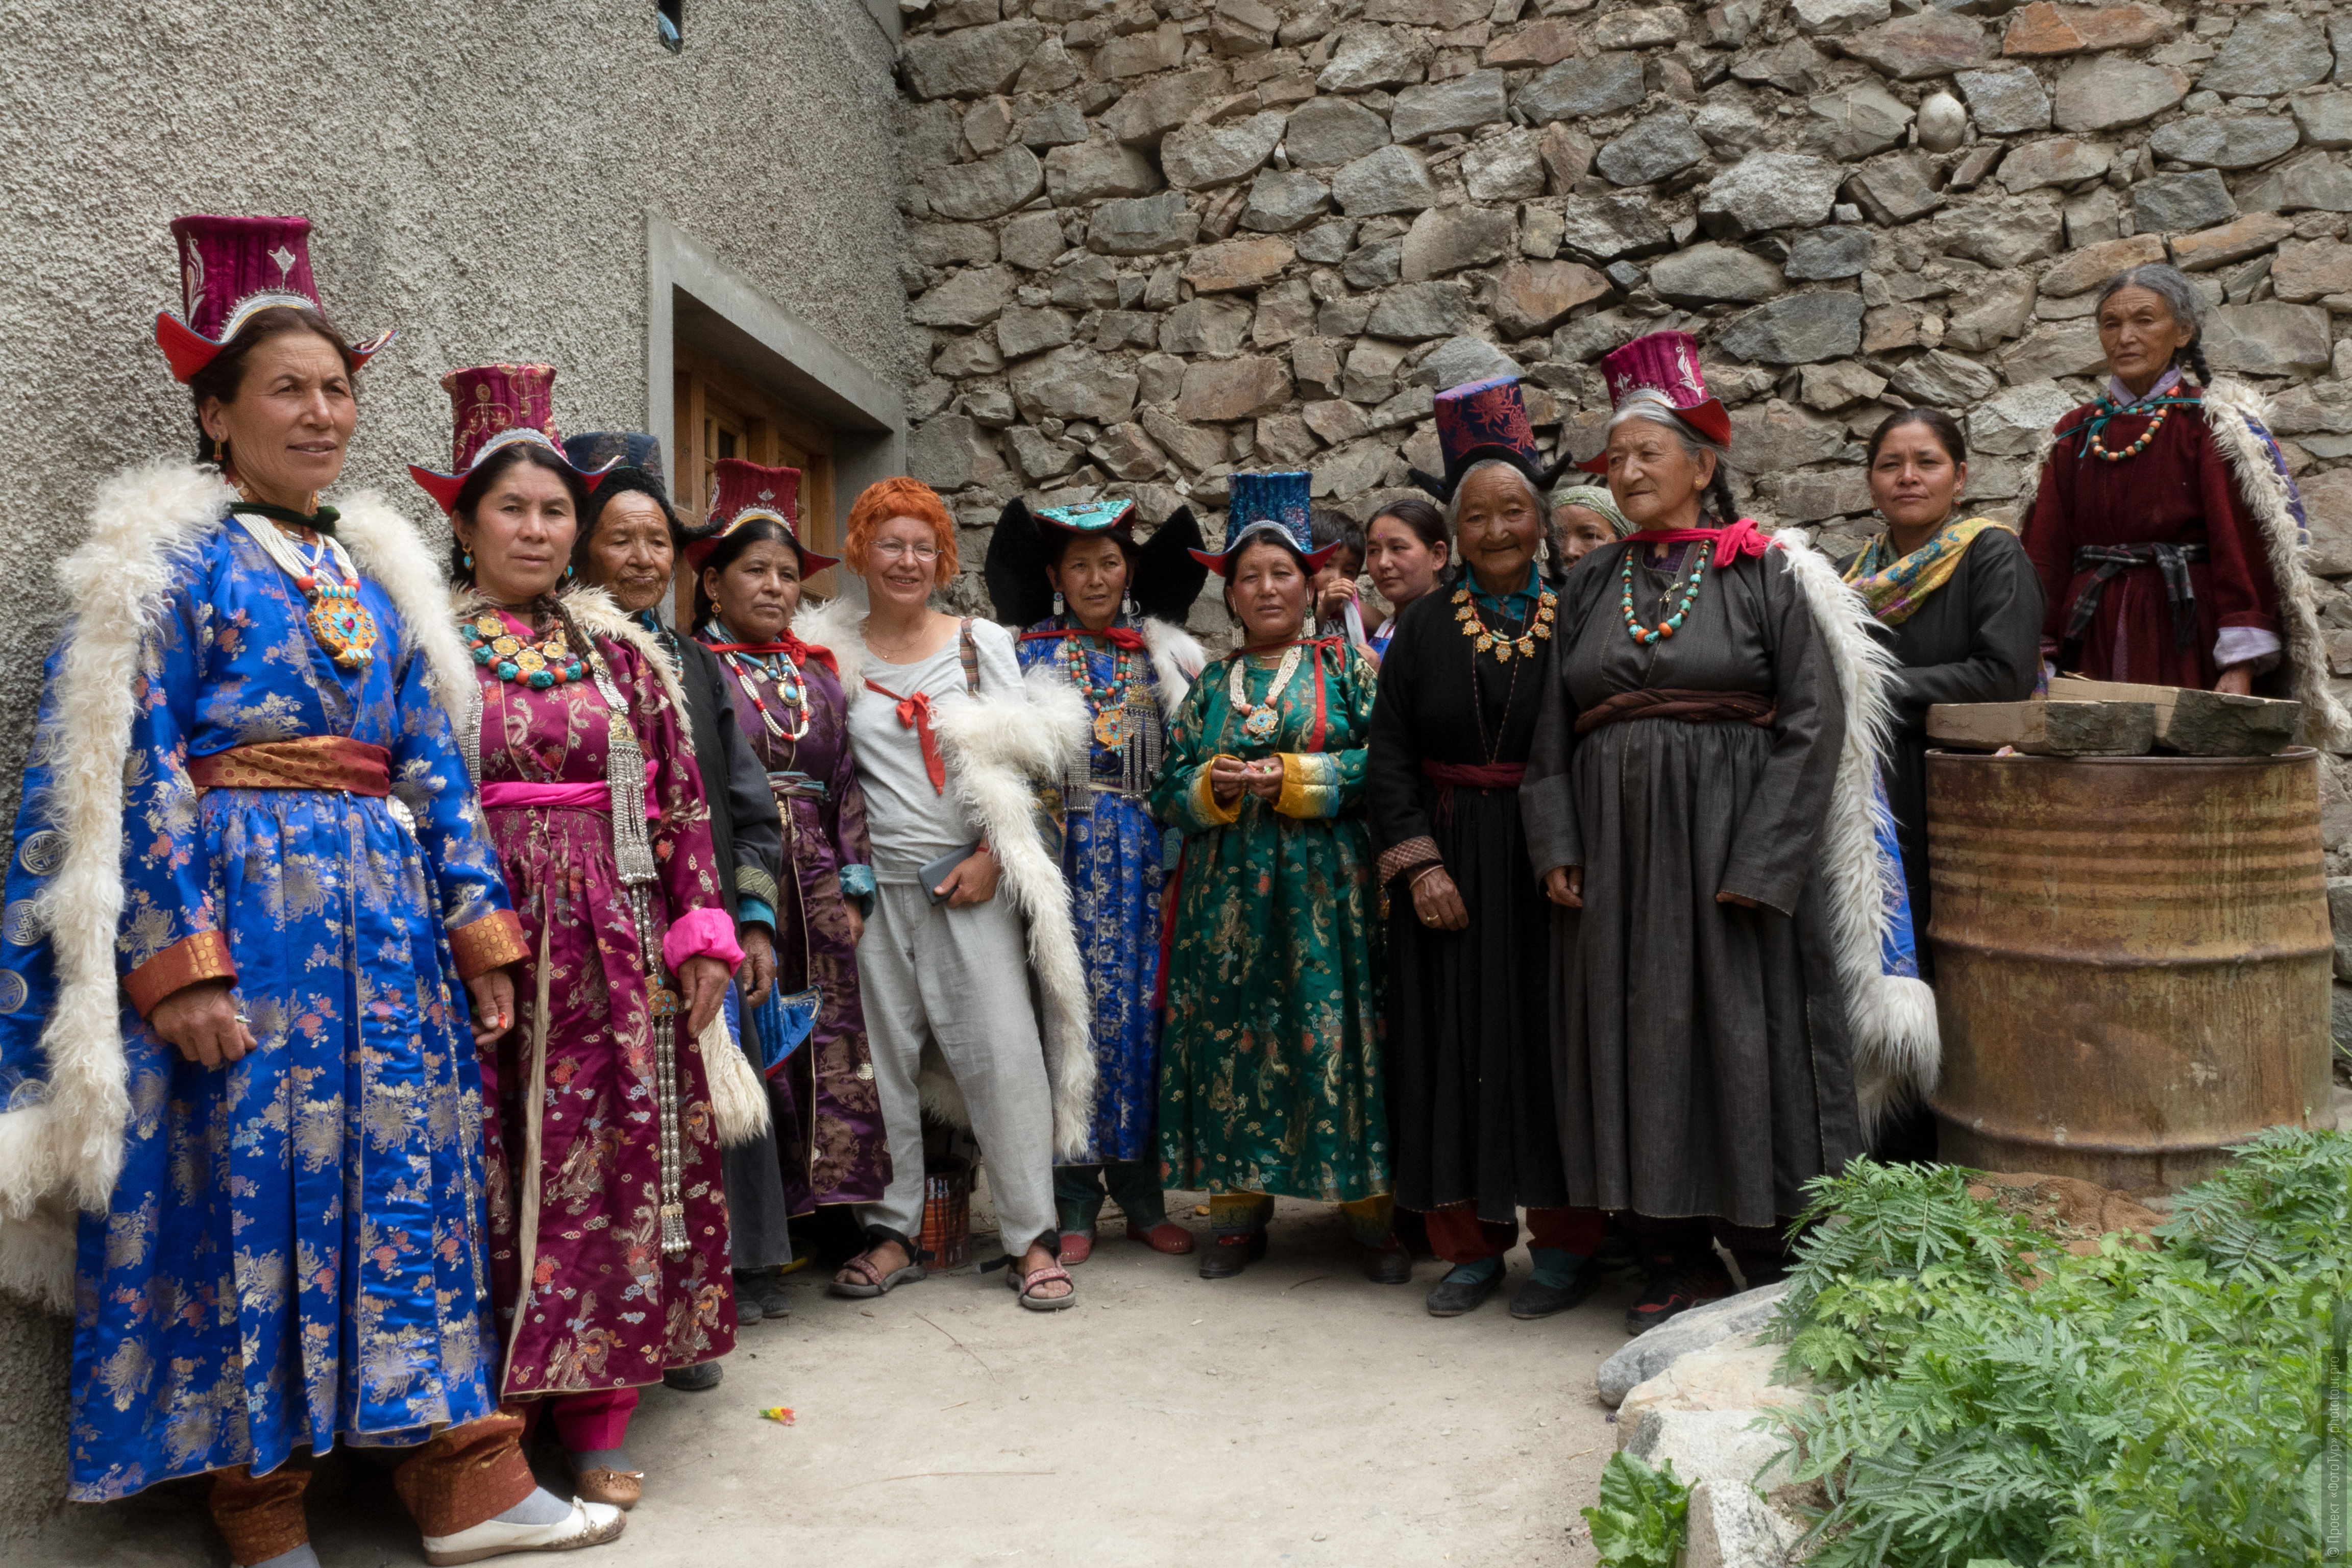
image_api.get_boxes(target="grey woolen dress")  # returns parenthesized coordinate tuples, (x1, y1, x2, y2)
(1520, 540, 1867, 1229)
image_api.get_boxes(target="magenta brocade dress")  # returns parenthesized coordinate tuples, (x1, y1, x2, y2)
(474, 616, 737, 1398)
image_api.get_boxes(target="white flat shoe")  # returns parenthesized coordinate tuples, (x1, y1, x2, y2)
(421, 1499, 626, 1565)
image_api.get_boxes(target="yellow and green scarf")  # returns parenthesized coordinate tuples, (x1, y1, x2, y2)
(1841, 517, 2012, 626)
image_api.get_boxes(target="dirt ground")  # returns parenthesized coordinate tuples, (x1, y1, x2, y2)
(23, 1191, 1632, 1568)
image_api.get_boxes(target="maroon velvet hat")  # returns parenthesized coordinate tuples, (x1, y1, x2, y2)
(683, 459, 839, 574)
(1578, 330, 1733, 474)
(1411, 375, 1567, 501)
(407, 364, 615, 514)
(155, 215, 393, 384)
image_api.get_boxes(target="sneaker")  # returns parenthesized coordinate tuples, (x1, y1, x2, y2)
(1624, 1258, 1734, 1336)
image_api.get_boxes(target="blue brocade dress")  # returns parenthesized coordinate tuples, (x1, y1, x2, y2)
(0, 520, 517, 1499)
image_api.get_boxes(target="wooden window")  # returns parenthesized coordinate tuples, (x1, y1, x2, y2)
(672, 347, 840, 619)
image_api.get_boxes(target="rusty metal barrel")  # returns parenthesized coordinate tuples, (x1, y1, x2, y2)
(1925, 747, 2332, 1190)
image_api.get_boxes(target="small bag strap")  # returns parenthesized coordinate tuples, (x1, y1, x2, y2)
(958, 616, 981, 697)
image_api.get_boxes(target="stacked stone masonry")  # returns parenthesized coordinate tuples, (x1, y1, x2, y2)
(892, 0, 2352, 1030)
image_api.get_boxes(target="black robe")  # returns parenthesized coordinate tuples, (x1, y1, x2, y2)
(1521, 543, 1865, 1228)
(1841, 528, 2045, 953)
(1367, 582, 1570, 1223)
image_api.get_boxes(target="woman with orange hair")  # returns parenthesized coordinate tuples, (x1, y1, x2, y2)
(797, 479, 1096, 1310)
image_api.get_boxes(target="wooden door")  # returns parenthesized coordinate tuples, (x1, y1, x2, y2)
(672, 349, 841, 620)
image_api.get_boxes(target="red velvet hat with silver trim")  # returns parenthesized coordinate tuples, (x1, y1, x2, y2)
(406, 363, 615, 513)
(683, 459, 839, 574)
(1577, 330, 1733, 473)
(155, 214, 394, 384)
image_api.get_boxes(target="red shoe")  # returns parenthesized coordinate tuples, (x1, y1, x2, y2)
(1126, 1219, 1196, 1255)
(1060, 1230, 1095, 1265)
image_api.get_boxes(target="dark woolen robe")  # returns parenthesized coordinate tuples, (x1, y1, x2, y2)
(1521, 542, 1866, 1229)
(1843, 528, 2045, 950)
(2022, 385, 2282, 688)
(1367, 583, 1570, 1224)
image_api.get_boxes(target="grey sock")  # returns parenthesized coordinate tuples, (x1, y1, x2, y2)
(243, 1548, 321, 1568)
(491, 1486, 574, 1527)
(570, 1447, 632, 1473)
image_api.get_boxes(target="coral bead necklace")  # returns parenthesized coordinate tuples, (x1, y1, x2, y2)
(2083, 391, 2193, 463)
(464, 609, 585, 689)
(1622, 543, 1709, 646)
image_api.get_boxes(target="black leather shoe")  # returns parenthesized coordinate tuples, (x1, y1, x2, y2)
(1424, 1265, 1502, 1317)
(663, 1360, 722, 1392)
(1361, 1244, 1414, 1285)
(1509, 1258, 1601, 1319)
(1198, 1231, 1268, 1279)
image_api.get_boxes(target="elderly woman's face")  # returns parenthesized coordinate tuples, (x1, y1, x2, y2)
(706, 536, 803, 641)
(2098, 284, 2195, 397)
(867, 512, 944, 610)
(1227, 538, 1309, 646)
(1455, 467, 1542, 591)
(583, 491, 674, 615)
(1554, 505, 1619, 565)
(457, 458, 578, 606)
(200, 329, 356, 509)
(1607, 420, 1712, 531)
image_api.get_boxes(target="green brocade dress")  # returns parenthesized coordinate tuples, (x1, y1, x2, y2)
(1151, 640, 1389, 1203)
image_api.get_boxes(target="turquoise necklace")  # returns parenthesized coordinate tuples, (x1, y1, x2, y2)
(1621, 544, 1709, 646)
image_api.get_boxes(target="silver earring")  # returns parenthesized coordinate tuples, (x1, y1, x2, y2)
(1303, 607, 1316, 637)
(1121, 592, 1136, 619)
(1052, 590, 1065, 617)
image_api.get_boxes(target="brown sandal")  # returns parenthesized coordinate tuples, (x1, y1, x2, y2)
(1007, 1260, 1077, 1311)
(830, 1243, 923, 1298)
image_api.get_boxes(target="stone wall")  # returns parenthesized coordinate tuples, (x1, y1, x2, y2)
(890, 0, 2352, 626)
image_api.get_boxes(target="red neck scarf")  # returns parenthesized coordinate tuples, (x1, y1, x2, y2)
(1020, 624, 1147, 652)
(864, 679, 946, 794)
(704, 630, 838, 678)
(1626, 517, 1771, 569)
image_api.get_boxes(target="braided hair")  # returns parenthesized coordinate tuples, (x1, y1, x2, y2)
(2096, 262, 2211, 384)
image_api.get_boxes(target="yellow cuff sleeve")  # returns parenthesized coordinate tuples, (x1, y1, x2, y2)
(1191, 760, 1241, 826)
(1273, 752, 1343, 819)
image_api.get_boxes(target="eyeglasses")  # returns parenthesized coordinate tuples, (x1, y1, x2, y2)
(873, 539, 940, 562)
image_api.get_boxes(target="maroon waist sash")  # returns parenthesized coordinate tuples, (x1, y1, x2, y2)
(1574, 688, 1777, 736)
(1420, 758, 1526, 826)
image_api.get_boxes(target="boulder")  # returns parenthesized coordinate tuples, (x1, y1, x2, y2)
(990, 212, 1065, 273)
(1159, 296, 1255, 356)
(1295, 219, 1357, 266)
(1366, 281, 1478, 340)
(906, 414, 1008, 492)
(1015, 35, 1080, 95)
(1649, 242, 1785, 306)
(1695, 100, 1771, 156)
(1317, 24, 1427, 92)
(1142, 409, 1230, 473)
(2052, 55, 2189, 133)
(2199, 9, 2333, 99)
(1791, 0, 1889, 39)
(1050, 253, 1122, 309)
(2278, 153, 2352, 215)
(1284, 96, 1392, 172)
(1616, 1333, 1809, 1440)
(2171, 212, 2296, 271)
(2000, 2, 2175, 57)
(1730, 399, 1849, 472)
(2295, 93, 2352, 153)
(2274, 239, 2352, 304)
(1848, 152, 1946, 225)
(1400, 206, 1517, 281)
(1182, 235, 1296, 292)
(1173, 355, 1294, 422)
(1088, 192, 1201, 255)
(1956, 65, 2053, 136)
(1491, 259, 1612, 337)
(1091, 421, 1170, 482)
(1005, 425, 1079, 482)
(2130, 169, 2236, 235)
(1699, 153, 1845, 238)
(2148, 116, 2302, 172)
(1797, 359, 1887, 411)
(911, 265, 1016, 329)
(1937, 191, 2064, 268)
(926, 145, 1047, 222)
(909, 222, 998, 267)
(1105, 65, 1233, 145)
(1558, 194, 1676, 261)
(1412, 335, 1526, 389)
(1998, 137, 2113, 193)
(1240, 169, 1332, 233)
(1249, 280, 1315, 349)
(994, 303, 1077, 359)
(1485, 18, 1581, 68)
(1018, 101, 1089, 149)
(902, 18, 1047, 99)
(1623, 1406, 1796, 1493)
(1969, 379, 2078, 455)
(1330, 145, 1442, 216)
(1784, 227, 1872, 280)
(1044, 139, 1162, 204)
(1390, 69, 1509, 143)
(1719, 293, 1867, 364)
(1840, 10, 1992, 80)
(1732, 38, 1828, 96)
(1776, 467, 1877, 522)
(1917, 91, 1969, 154)
(1463, 128, 1546, 203)
(1682, 1475, 1807, 1568)
(1518, 52, 1649, 124)
(1889, 347, 2000, 405)
(1540, 122, 1599, 192)
(1342, 238, 1403, 290)
(1946, 272, 2038, 350)
(1594, 5, 1687, 49)
(1097, 21, 1184, 79)
(1805, 81, 1915, 162)
(1009, 346, 1141, 424)
(2204, 302, 2334, 376)
(1599, 111, 1710, 187)
(1998, 319, 2106, 380)
(1164, 111, 1288, 190)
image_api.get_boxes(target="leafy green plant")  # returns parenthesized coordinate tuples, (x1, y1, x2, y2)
(1582, 1450, 1690, 1568)
(1760, 1131, 2352, 1568)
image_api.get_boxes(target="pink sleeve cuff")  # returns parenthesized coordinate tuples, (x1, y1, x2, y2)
(663, 905, 744, 974)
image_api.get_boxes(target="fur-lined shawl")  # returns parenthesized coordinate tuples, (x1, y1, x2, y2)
(1771, 533, 1944, 1138)
(797, 597, 1101, 1159)
(1140, 616, 1208, 714)
(2017, 377, 2352, 752)
(0, 463, 470, 1309)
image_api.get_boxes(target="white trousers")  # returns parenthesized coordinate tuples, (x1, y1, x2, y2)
(855, 883, 1058, 1258)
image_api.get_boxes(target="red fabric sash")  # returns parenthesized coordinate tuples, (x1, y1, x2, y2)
(865, 678, 947, 794)
(1020, 625, 1148, 652)
(1627, 517, 1771, 569)
(704, 632, 838, 678)
(188, 736, 391, 796)
(1420, 758, 1526, 826)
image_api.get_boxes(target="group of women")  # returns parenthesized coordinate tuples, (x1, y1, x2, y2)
(0, 213, 2335, 1568)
